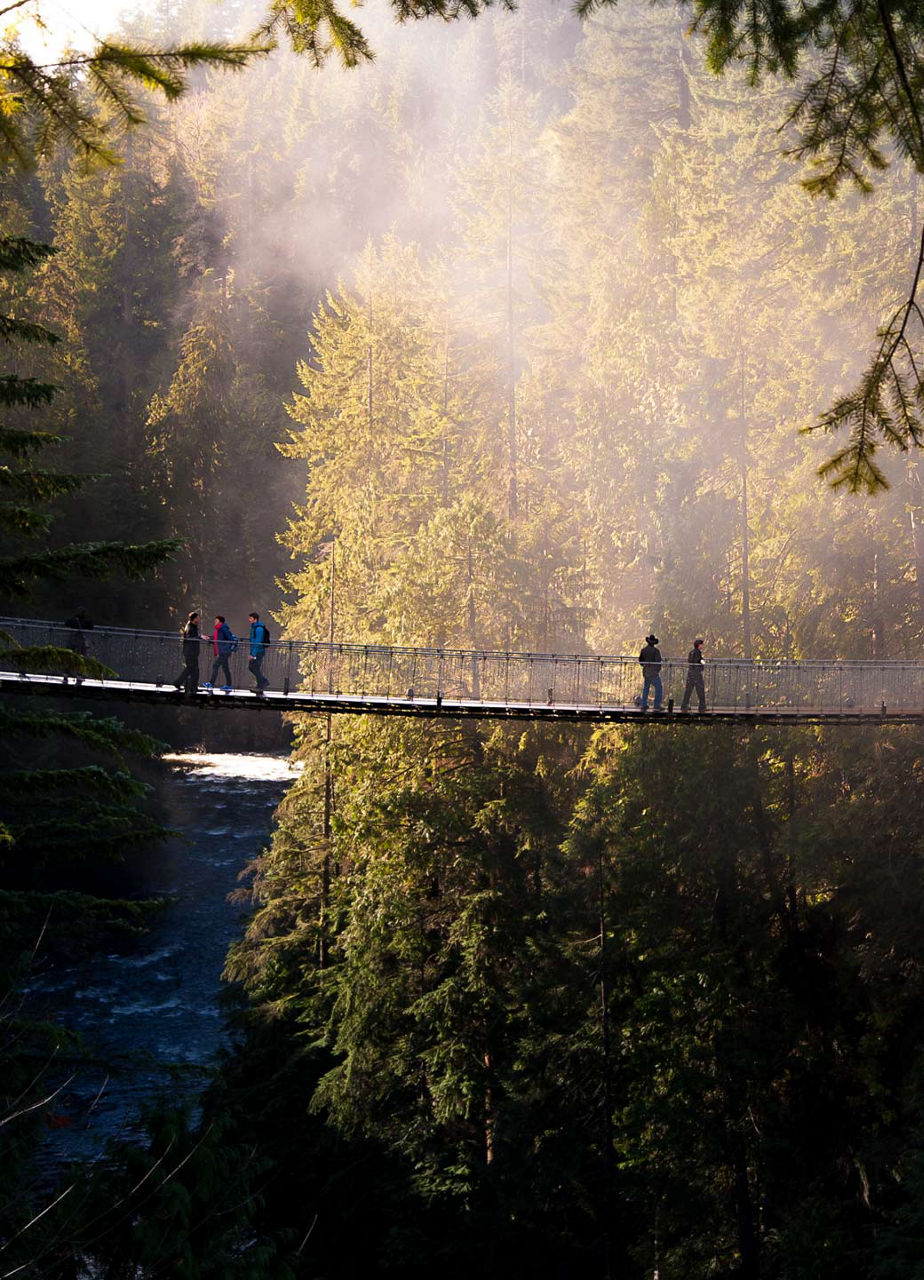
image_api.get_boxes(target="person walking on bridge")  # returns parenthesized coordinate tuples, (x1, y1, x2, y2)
(247, 611, 270, 692)
(174, 610, 201, 693)
(65, 608, 93, 656)
(681, 636, 707, 713)
(204, 615, 236, 691)
(638, 633, 663, 711)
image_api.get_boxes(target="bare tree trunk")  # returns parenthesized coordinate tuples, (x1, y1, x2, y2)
(320, 544, 336, 970)
(506, 118, 518, 527)
(598, 848, 615, 1280)
(442, 329, 451, 506)
(737, 349, 753, 661)
(908, 458, 924, 608)
(677, 17, 692, 130)
(871, 550, 885, 658)
(740, 451, 752, 661)
(732, 1139, 760, 1278)
(484, 1050, 495, 1167)
(467, 538, 481, 698)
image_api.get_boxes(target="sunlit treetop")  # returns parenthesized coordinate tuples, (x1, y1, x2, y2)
(572, 0, 924, 492)
(3, 0, 924, 490)
(276, 0, 924, 492)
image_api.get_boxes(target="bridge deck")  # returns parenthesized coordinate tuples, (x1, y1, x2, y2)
(0, 616, 921, 724)
(0, 670, 920, 723)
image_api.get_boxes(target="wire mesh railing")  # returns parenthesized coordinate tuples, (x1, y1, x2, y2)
(0, 616, 922, 716)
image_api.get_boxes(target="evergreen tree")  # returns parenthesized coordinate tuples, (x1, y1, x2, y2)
(0, 236, 177, 1263)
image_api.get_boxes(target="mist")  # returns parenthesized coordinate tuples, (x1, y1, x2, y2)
(17, 0, 923, 657)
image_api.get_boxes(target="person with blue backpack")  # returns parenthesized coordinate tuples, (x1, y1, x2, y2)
(248, 611, 271, 692)
(204, 615, 237, 691)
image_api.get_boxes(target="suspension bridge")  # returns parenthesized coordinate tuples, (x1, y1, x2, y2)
(0, 616, 922, 724)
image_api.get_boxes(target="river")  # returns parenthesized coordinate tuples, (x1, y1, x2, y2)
(25, 752, 296, 1172)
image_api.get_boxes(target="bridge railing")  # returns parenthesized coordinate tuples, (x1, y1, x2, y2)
(0, 617, 922, 714)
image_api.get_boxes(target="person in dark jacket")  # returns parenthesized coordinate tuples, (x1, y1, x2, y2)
(681, 636, 707, 712)
(247, 611, 270, 691)
(65, 608, 93, 656)
(174, 611, 201, 693)
(638, 633, 663, 711)
(204, 615, 236, 690)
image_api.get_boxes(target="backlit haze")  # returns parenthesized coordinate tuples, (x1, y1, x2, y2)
(12, 0, 137, 57)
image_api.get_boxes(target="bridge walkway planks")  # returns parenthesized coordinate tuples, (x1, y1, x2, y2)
(2, 671, 921, 726)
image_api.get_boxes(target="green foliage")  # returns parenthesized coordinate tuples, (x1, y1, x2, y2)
(0, 229, 176, 1267)
(0, 39, 270, 169)
(0, 706, 166, 759)
(812, 291, 924, 493)
(259, 0, 375, 69)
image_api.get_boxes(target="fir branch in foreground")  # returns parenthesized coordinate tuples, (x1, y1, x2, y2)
(0, 644, 117, 679)
(0, 707, 167, 758)
(0, 536, 183, 595)
(0, 41, 271, 168)
(807, 220, 924, 493)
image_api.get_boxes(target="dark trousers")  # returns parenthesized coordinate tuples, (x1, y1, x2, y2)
(248, 653, 268, 687)
(210, 655, 233, 686)
(175, 656, 199, 692)
(682, 669, 706, 711)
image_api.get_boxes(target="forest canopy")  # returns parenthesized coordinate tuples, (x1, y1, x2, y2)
(5, 0, 924, 486)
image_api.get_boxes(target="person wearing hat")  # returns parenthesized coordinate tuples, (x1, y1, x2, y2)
(638, 633, 663, 711)
(681, 636, 707, 712)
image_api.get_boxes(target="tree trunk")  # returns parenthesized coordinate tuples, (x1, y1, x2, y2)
(739, 450, 752, 662)
(871, 550, 884, 659)
(731, 1137, 760, 1278)
(598, 848, 615, 1280)
(908, 458, 924, 609)
(505, 119, 518, 527)
(320, 545, 336, 969)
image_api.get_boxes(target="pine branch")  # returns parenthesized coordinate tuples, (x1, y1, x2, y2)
(0, 766, 145, 801)
(0, 315, 60, 346)
(11, 807, 168, 859)
(0, 889, 166, 940)
(0, 468, 86, 502)
(0, 503, 53, 535)
(0, 644, 117, 679)
(0, 425, 64, 456)
(807, 2, 924, 489)
(0, 536, 183, 595)
(0, 239, 55, 271)
(0, 376, 58, 411)
(0, 707, 166, 757)
(809, 243, 924, 492)
(0, 42, 270, 168)
(258, 4, 374, 70)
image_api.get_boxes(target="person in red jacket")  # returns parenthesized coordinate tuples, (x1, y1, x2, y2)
(203, 615, 236, 691)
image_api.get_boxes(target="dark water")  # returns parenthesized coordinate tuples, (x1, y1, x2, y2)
(24, 753, 294, 1170)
